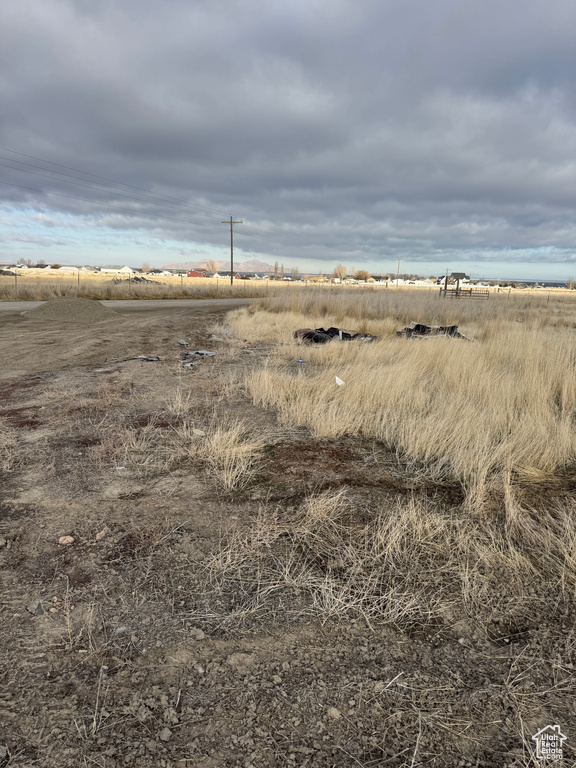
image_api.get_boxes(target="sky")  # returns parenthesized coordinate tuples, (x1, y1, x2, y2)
(0, 0, 575, 280)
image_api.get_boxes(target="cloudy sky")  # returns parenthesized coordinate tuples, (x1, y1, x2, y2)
(0, 0, 575, 279)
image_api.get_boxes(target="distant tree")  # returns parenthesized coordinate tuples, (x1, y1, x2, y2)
(354, 269, 371, 282)
(273, 261, 279, 280)
(280, 263, 284, 280)
(291, 266, 300, 280)
(141, 261, 151, 273)
(568, 276, 574, 290)
(50, 263, 61, 269)
(37, 258, 46, 266)
(206, 259, 219, 275)
(333, 263, 347, 281)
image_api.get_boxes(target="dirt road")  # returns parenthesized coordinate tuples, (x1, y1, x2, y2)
(0, 298, 254, 380)
(0, 298, 254, 313)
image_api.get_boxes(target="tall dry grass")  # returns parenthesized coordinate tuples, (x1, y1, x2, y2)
(0, 274, 267, 301)
(230, 290, 576, 507)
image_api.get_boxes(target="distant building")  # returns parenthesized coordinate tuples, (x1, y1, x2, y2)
(187, 269, 207, 278)
(100, 266, 135, 274)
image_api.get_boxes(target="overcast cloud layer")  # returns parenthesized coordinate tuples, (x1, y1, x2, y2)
(0, 0, 575, 277)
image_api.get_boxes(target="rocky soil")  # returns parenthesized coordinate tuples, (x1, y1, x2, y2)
(0, 299, 574, 767)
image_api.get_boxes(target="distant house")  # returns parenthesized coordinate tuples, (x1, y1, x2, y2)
(187, 269, 207, 278)
(100, 266, 135, 275)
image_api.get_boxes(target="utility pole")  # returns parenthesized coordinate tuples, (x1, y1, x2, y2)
(395, 259, 404, 287)
(222, 215, 242, 285)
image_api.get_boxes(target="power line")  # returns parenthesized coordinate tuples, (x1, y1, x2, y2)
(0, 145, 320, 248)
(0, 146, 230, 219)
(0, 179, 222, 230)
(222, 216, 242, 285)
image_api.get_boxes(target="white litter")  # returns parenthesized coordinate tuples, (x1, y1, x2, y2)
(335, 376, 345, 387)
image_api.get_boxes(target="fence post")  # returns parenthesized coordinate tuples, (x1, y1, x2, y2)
(14, 271, 17, 295)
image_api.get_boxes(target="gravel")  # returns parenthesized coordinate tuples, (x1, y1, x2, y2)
(25, 297, 117, 324)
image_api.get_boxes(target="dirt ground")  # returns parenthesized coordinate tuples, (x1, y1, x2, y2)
(0, 299, 574, 768)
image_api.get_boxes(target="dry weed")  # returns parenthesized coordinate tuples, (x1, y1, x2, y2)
(175, 420, 267, 491)
(200, 489, 576, 630)
(0, 421, 20, 471)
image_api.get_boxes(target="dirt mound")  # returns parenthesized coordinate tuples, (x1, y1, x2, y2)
(24, 297, 117, 323)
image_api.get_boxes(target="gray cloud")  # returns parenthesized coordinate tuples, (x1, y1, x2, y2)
(0, 0, 575, 275)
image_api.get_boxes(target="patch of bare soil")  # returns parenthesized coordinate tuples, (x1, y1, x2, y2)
(0, 303, 574, 767)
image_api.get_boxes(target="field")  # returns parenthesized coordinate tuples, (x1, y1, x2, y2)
(0, 288, 575, 767)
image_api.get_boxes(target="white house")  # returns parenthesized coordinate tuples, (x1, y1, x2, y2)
(100, 266, 136, 275)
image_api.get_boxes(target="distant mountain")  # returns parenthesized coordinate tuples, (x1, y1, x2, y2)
(160, 258, 274, 273)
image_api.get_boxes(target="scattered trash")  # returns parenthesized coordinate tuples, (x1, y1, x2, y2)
(297, 359, 305, 363)
(26, 599, 51, 616)
(396, 321, 470, 340)
(181, 350, 215, 368)
(137, 355, 161, 362)
(294, 327, 378, 344)
(177, 339, 187, 346)
(209, 335, 225, 342)
(94, 368, 117, 374)
(159, 728, 173, 742)
(182, 350, 215, 358)
(58, 535, 75, 546)
(335, 376, 345, 387)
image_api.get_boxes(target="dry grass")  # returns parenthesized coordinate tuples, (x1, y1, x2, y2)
(201, 488, 576, 629)
(229, 290, 576, 507)
(0, 273, 267, 301)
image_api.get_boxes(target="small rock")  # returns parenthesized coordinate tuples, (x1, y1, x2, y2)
(0, 537, 6, 548)
(158, 727, 172, 742)
(137, 355, 160, 362)
(190, 627, 205, 640)
(26, 599, 50, 616)
(95, 528, 109, 541)
(326, 707, 341, 720)
(177, 340, 188, 346)
(191, 429, 205, 437)
(0, 744, 8, 761)
(58, 536, 75, 546)
(208, 335, 224, 342)
(272, 675, 282, 685)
